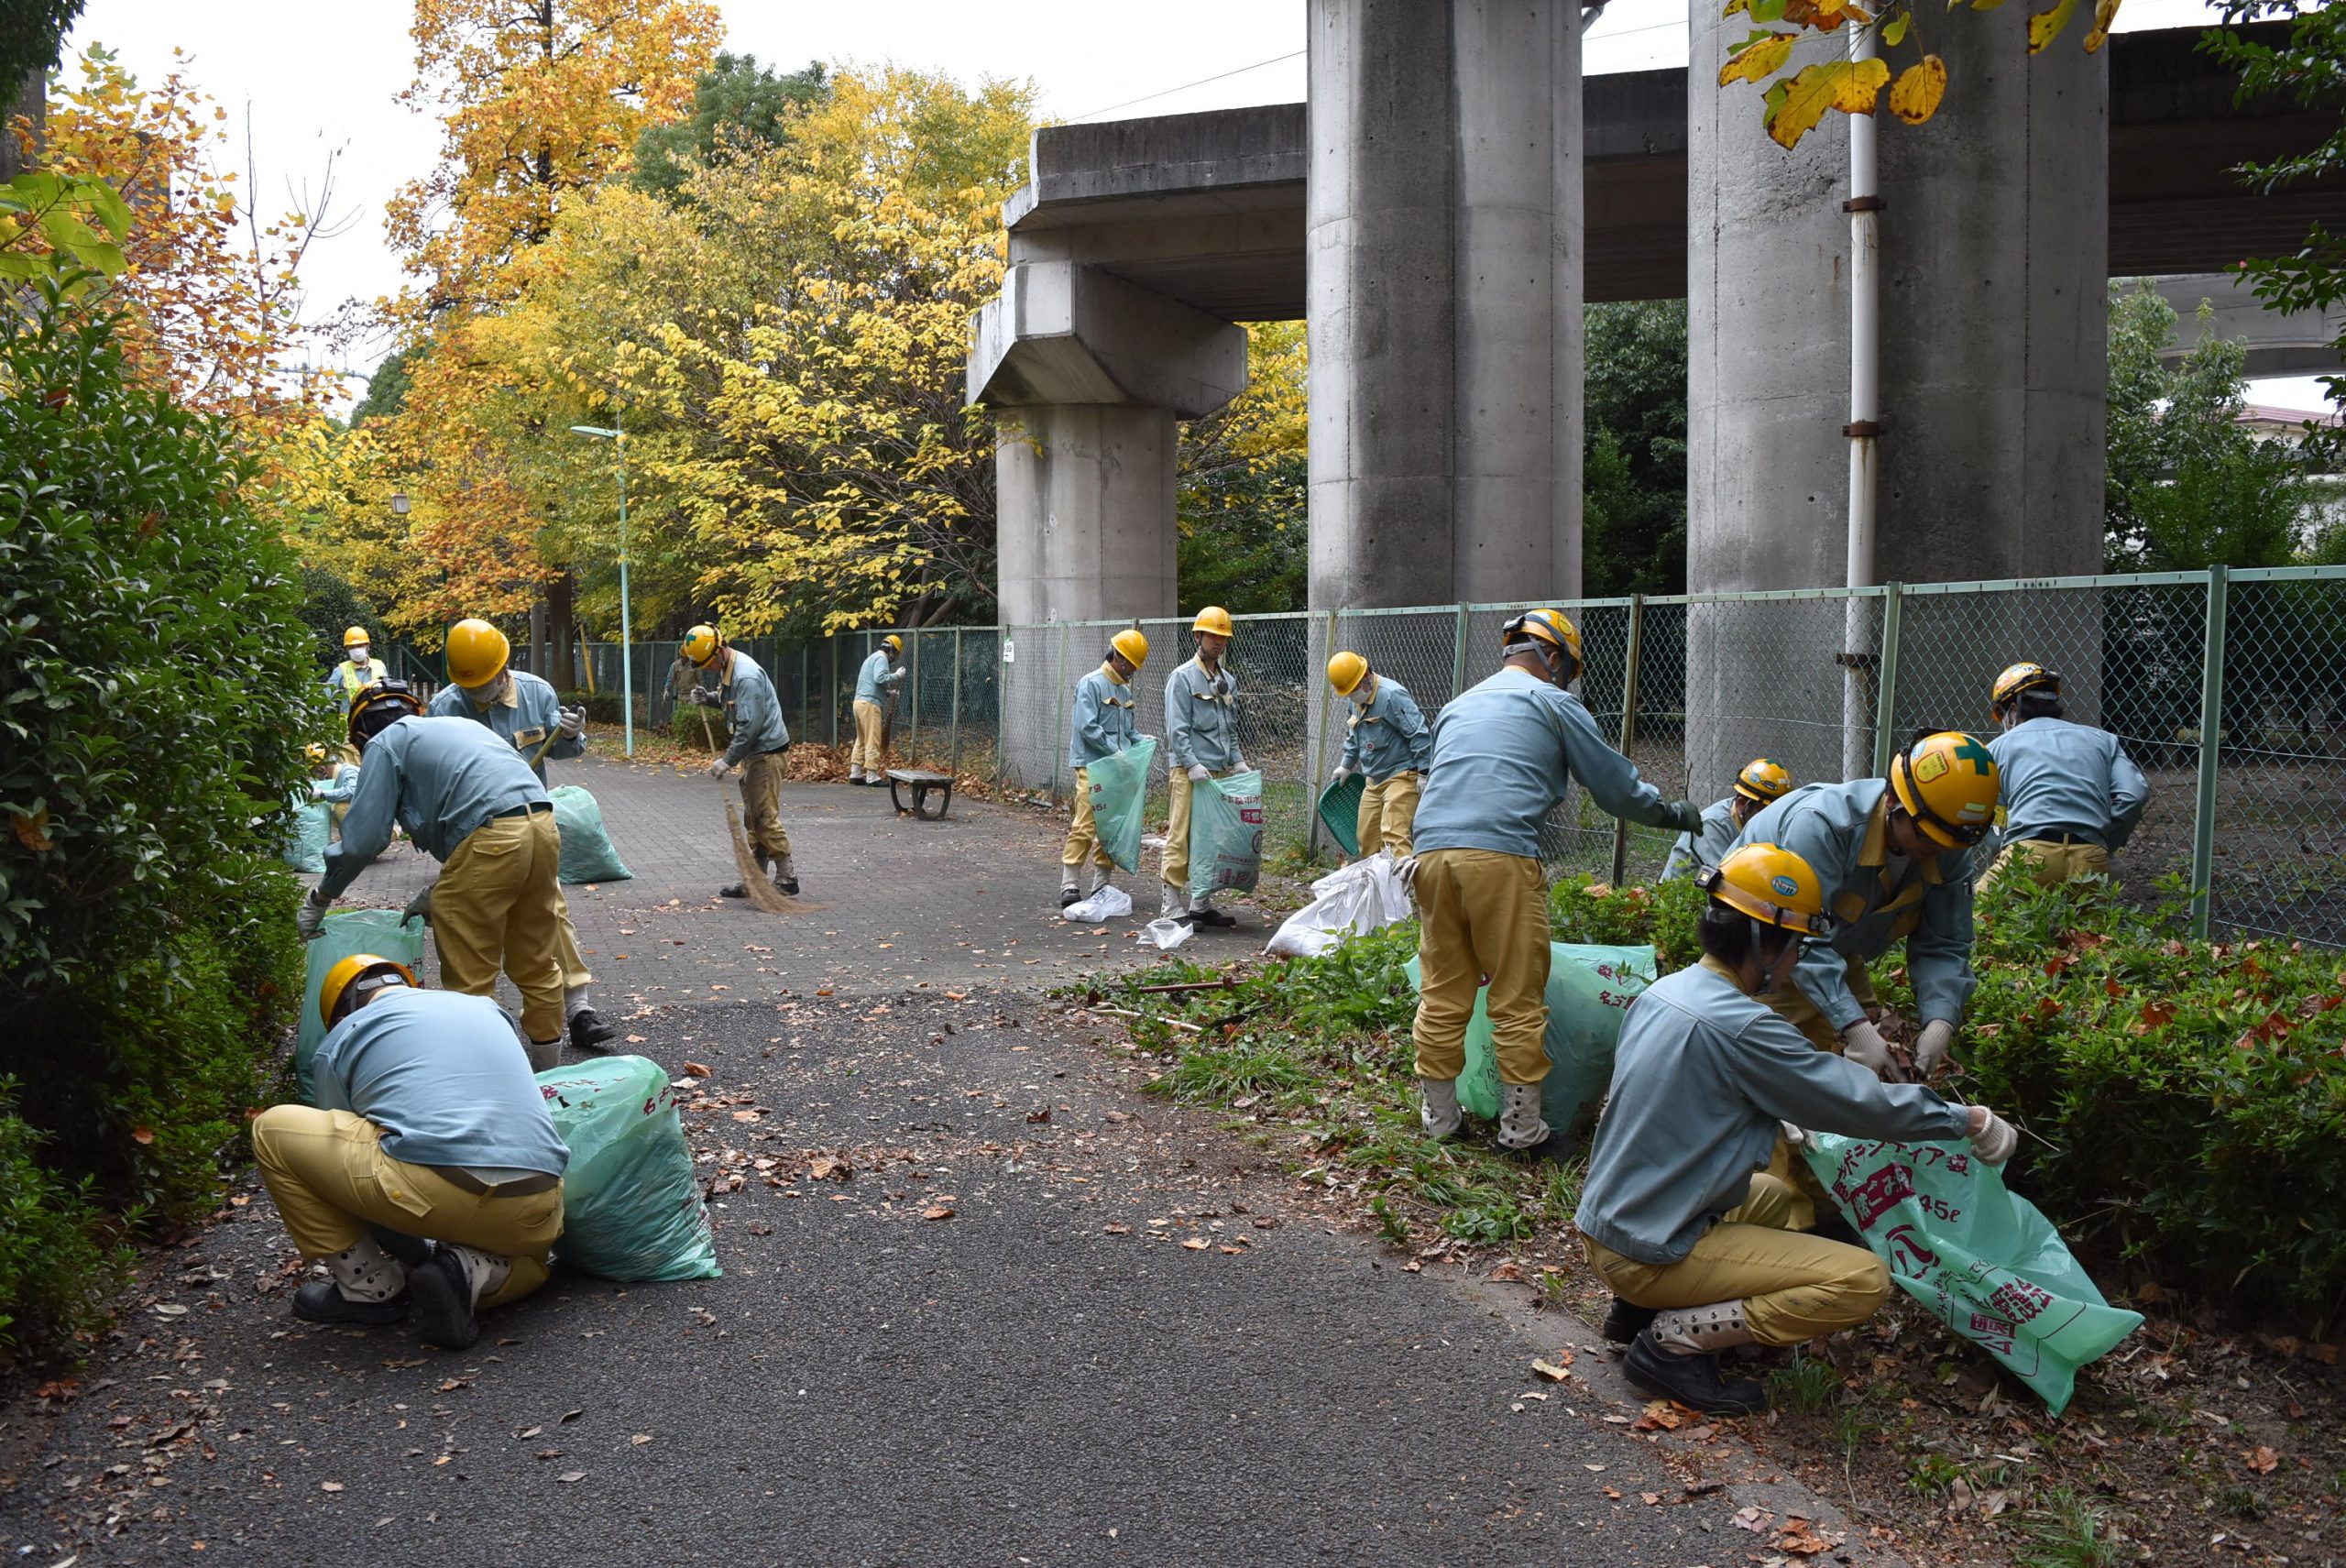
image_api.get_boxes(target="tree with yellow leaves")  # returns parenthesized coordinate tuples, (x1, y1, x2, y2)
(1177, 321, 1308, 612)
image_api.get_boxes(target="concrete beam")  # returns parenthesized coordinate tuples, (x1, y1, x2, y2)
(967, 261, 1248, 420)
(2147, 271, 2346, 378)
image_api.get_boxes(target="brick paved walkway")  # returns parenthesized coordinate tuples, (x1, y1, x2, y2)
(322, 757, 1271, 1009)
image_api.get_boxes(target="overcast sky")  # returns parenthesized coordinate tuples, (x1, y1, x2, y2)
(65, 0, 2298, 397)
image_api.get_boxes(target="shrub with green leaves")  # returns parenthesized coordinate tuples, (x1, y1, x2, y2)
(0, 269, 310, 1361)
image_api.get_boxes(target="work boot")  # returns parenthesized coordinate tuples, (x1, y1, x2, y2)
(1624, 1328, 1767, 1418)
(1497, 1082, 1551, 1152)
(1418, 1076, 1464, 1139)
(411, 1243, 510, 1352)
(772, 852, 800, 897)
(1159, 881, 1190, 923)
(719, 881, 749, 899)
(565, 986, 617, 1054)
(1189, 892, 1236, 928)
(296, 1235, 409, 1326)
(1086, 864, 1113, 898)
(292, 1279, 411, 1327)
(1060, 871, 1081, 909)
(1600, 1296, 1661, 1345)
(849, 769, 866, 784)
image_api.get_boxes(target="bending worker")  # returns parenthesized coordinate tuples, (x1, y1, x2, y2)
(251, 957, 566, 1353)
(298, 685, 570, 1069)
(1660, 757, 1793, 882)
(681, 624, 797, 899)
(323, 626, 387, 712)
(1328, 652, 1431, 860)
(1163, 607, 1249, 928)
(427, 619, 613, 1052)
(1573, 843, 2019, 1415)
(1736, 730, 1998, 1100)
(1410, 609, 1704, 1154)
(849, 634, 906, 785)
(1979, 662, 2149, 891)
(1062, 629, 1149, 909)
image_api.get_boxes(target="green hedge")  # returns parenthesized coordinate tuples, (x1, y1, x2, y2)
(0, 274, 310, 1364)
(672, 705, 729, 751)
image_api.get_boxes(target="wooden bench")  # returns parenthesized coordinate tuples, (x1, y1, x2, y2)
(884, 768, 956, 820)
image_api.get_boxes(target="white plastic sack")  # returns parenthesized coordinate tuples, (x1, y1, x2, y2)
(1142, 916, 1195, 950)
(1061, 884, 1135, 923)
(1266, 850, 1415, 959)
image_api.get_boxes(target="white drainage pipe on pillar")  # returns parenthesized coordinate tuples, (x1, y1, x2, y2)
(1841, 17, 1882, 782)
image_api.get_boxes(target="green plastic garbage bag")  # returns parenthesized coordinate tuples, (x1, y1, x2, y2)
(1802, 1132, 2142, 1414)
(281, 797, 331, 875)
(296, 908, 428, 1103)
(1081, 737, 1157, 873)
(549, 784, 632, 884)
(1316, 774, 1365, 858)
(1187, 768, 1265, 901)
(1405, 943, 1657, 1150)
(535, 1055, 721, 1281)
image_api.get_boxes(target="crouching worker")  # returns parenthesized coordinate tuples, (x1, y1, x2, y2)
(251, 957, 567, 1352)
(1573, 844, 2019, 1416)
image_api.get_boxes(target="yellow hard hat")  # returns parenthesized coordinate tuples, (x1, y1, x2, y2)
(882, 634, 904, 654)
(1734, 757, 1794, 806)
(1110, 628, 1149, 668)
(1703, 843, 1833, 935)
(683, 624, 725, 667)
(303, 742, 326, 764)
(1327, 651, 1368, 697)
(1502, 608, 1582, 674)
(343, 626, 370, 649)
(444, 619, 510, 690)
(1990, 661, 2062, 715)
(318, 952, 417, 1026)
(347, 680, 424, 751)
(1191, 606, 1234, 639)
(1890, 730, 2001, 849)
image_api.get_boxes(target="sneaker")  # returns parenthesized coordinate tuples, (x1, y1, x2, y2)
(409, 1247, 482, 1352)
(1059, 886, 1082, 909)
(1623, 1331, 1767, 1417)
(291, 1279, 410, 1327)
(567, 1007, 618, 1054)
(1600, 1296, 1660, 1345)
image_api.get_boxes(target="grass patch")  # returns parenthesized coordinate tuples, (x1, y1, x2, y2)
(2015, 1487, 2127, 1568)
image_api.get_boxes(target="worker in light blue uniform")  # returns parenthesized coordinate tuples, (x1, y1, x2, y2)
(680, 624, 797, 899)
(1979, 662, 2150, 894)
(426, 619, 609, 1053)
(1162, 607, 1249, 927)
(1410, 609, 1703, 1156)
(849, 635, 907, 784)
(297, 693, 568, 1064)
(1327, 652, 1433, 860)
(1660, 758, 1795, 883)
(1061, 628, 1151, 907)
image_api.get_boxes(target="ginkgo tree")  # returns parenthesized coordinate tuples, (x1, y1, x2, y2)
(1718, 0, 2123, 149)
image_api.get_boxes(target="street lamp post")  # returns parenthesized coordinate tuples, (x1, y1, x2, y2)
(568, 420, 631, 758)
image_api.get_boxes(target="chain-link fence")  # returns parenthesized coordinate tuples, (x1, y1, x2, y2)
(558, 565, 2346, 945)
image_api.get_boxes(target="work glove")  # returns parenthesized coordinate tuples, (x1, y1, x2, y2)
(1869, 1006, 1913, 1041)
(1666, 799, 1705, 834)
(402, 883, 433, 927)
(686, 686, 715, 707)
(707, 758, 732, 779)
(1968, 1106, 2018, 1166)
(1233, 753, 1250, 774)
(557, 706, 586, 740)
(1913, 1019, 1957, 1079)
(1332, 766, 1353, 785)
(1840, 1020, 1905, 1081)
(1778, 1120, 1812, 1150)
(1187, 763, 1211, 784)
(296, 886, 331, 941)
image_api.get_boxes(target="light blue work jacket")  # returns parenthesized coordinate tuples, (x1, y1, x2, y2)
(720, 648, 791, 766)
(1165, 656, 1243, 773)
(1988, 717, 2150, 850)
(1338, 676, 1432, 782)
(1659, 796, 1741, 883)
(428, 669, 582, 783)
(320, 717, 548, 898)
(313, 988, 569, 1176)
(1068, 663, 1138, 769)
(855, 651, 905, 707)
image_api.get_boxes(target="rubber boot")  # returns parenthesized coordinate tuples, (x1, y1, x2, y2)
(565, 985, 617, 1055)
(1624, 1301, 1766, 1416)
(294, 1237, 410, 1325)
(411, 1242, 511, 1352)
(1497, 1081, 1551, 1152)
(772, 851, 799, 897)
(1060, 870, 1081, 909)
(1418, 1076, 1463, 1139)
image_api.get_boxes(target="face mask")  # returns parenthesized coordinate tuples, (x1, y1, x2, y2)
(1349, 685, 1373, 707)
(350, 646, 369, 664)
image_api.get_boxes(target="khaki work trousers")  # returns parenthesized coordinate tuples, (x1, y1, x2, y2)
(250, 1106, 561, 1311)
(433, 810, 565, 1044)
(1062, 767, 1113, 871)
(1355, 770, 1422, 860)
(1977, 839, 2109, 894)
(1411, 848, 1551, 1085)
(1162, 767, 1233, 892)
(850, 699, 888, 775)
(740, 751, 793, 864)
(1755, 952, 1880, 1230)
(554, 895, 591, 992)
(1582, 1174, 1890, 1347)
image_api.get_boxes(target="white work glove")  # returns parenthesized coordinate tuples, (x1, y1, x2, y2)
(686, 685, 716, 707)
(1913, 1019, 1957, 1079)
(1968, 1106, 2018, 1166)
(707, 758, 732, 779)
(1332, 766, 1353, 785)
(309, 780, 329, 798)
(1840, 1020, 1905, 1081)
(1187, 763, 1210, 784)
(557, 705, 586, 740)
(1233, 753, 1250, 774)
(296, 886, 331, 941)
(1778, 1120, 1812, 1150)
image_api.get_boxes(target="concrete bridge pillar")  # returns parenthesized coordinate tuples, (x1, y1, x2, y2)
(1684, 6, 2109, 796)
(1306, 0, 1585, 619)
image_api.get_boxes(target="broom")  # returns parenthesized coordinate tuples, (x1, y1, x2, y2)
(698, 700, 794, 914)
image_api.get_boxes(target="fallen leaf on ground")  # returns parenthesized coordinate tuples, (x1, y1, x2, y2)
(1530, 1359, 1571, 1382)
(923, 1206, 955, 1222)
(557, 1471, 586, 1483)
(631, 1434, 652, 1446)
(681, 1062, 712, 1078)
(321, 1482, 345, 1492)
(2248, 1445, 2280, 1475)
(1181, 1237, 1210, 1251)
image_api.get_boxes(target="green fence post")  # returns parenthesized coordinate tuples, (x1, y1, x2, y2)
(1609, 594, 1646, 886)
(828, 636, 839, 751)
(1869, 582, 1904, 780)
(906, 630, 922, 764)
(1306, 608, 1342, 861)
(2190, 564, 2230, 939)
(1051, 623, 1069, 810)
(949, 627, 964, 779)
(1451, 603, 1470, 701)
